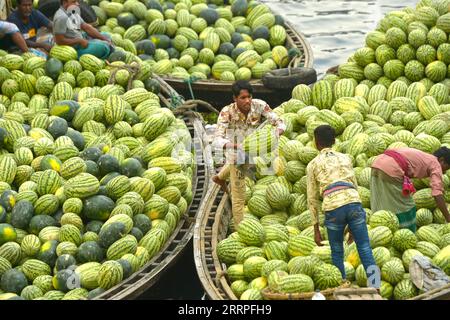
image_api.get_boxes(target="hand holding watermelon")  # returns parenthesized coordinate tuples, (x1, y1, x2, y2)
(275, 127, 284, 137)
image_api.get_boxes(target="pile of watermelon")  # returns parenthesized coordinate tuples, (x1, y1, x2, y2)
(88, 0, 299, 81)
(216, 0, 450, 300)
(0, 45, 195, 300)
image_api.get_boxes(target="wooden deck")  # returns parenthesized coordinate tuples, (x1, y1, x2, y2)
(193, 183, 237, 300)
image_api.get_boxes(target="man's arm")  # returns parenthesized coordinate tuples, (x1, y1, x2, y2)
(349, 156, 359, 188)
(10, 31, 28, 52)
(429, 166, 448, 221)
(260, 103, 286, 136)
(434, 195, 450, 223)
(25, 39, 51, 51)
(54, 33, 86, 47)
(80, 23, 109, 42)
(1, 20, 28, 52)
(212, 108, 235, 152)
(306, 162, 322, 245)
(25, 39, 40, 48)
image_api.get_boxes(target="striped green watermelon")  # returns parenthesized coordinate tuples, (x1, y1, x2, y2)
(237, 219, 265, 247)
(392, 229, 417, 253)
(381, 257, 405, 285)
(313, 263, 342, 290)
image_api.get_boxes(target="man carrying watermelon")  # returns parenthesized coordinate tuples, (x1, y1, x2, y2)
(370, 147, 450, 232)
(53, 0, 112, 59)
(212, 80, 286, 227)
(307, 125, 379, 287)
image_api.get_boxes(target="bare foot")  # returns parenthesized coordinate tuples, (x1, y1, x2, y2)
(212, 175, 229, 194)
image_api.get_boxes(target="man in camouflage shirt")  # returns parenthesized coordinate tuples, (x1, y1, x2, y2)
(212, 80, 286, 227)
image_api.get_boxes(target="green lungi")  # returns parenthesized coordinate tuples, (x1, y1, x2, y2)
(370, 168, 417, 232)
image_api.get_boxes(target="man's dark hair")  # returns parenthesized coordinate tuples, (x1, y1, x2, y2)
(17, 0, 33, 5)
(231, 80, 253, 97)
(314, 125, 335, 148)
(434, 146, 450, 165)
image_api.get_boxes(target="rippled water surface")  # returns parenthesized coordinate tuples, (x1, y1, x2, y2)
(144, 0, 421, 300)
(263, 0, 418, 75)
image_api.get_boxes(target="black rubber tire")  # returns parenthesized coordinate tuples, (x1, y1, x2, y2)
(38, 0, 97, 24)
(262, 67, 317, 90)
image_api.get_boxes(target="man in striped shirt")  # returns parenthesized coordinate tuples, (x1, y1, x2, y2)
(212, 80, 286, 227)
(307, 125, 379, 287)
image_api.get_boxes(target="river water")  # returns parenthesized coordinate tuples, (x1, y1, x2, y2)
(141, 0, 419, 300)
(263, 0, 418, 75)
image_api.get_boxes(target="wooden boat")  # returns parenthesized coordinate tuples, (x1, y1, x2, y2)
(94, 76, 214, 300)
(162, 21, 314, 110)
(410, 284, 450, 300)
(193, 183, 238, 300)
(193, 184, 450, 300)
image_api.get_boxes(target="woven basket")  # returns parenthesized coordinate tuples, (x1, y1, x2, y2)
(333, 287, 383, 300)
(261, 281, 351, 300)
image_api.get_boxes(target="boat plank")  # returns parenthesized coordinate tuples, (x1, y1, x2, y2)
(93, 77, 214, 300)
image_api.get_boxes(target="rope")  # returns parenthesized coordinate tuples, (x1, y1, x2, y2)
(183, 75, 202, 100)
(168, 92, 185, 109)
(105, 61, 141, 91)
(283, 49, 304, 76)
(171, 99, 220, 123)
(151, 74, 185, 109)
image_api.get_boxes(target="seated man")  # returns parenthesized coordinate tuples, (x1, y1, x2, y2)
(53, 0, 112, 59)
(8, 0, 53, 53)
(0, 19, 29, 53)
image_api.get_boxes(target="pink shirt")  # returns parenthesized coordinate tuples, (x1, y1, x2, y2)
(371, 148, 444, 196)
